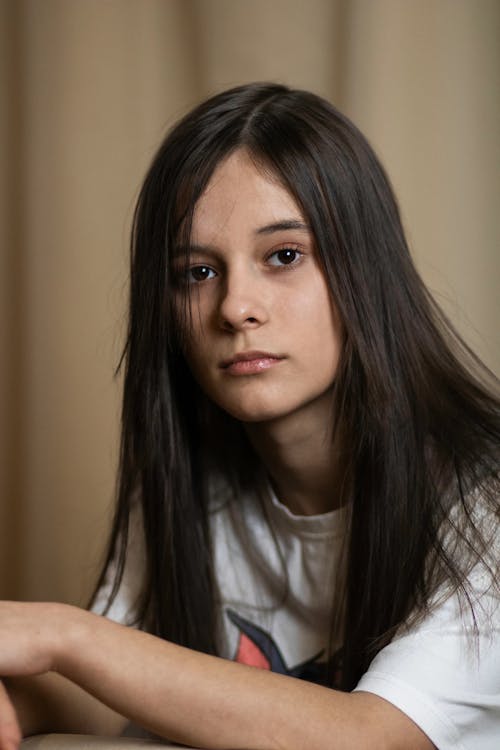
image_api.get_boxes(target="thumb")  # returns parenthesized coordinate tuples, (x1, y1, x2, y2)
(0, 680, 22, 749)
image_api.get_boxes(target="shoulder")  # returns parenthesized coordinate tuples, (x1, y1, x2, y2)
(356, 485, 500, 750)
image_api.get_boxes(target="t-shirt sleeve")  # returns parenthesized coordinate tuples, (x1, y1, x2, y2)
(353, 567, 500, 750)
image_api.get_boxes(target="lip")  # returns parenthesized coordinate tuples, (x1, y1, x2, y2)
(220, 350, 285, 376)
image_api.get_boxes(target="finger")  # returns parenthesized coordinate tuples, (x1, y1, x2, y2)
(0, 680, 22, 749)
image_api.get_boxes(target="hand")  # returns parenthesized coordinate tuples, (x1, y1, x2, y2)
(0, 601, 69, 678)
(0, 680, 22, 750)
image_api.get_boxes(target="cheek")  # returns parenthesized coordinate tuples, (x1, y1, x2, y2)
(180, 326, 214, 386)
(188, 291, 214, 342)
(295, 280, 341, 356)
(316, 325, 342, 382)
(174, 291, 209, 351)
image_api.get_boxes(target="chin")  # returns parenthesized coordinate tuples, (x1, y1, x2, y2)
(216, 396, 300, 424)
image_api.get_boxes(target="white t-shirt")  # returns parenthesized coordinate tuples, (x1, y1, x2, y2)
(93, 482, 500, 750)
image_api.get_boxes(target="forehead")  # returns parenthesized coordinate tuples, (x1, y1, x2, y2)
(191, 150, 305, 241)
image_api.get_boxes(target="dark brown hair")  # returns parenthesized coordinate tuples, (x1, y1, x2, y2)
(92, 83, 499, 690)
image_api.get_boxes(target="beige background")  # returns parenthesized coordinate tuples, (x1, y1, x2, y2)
(1, 0, 499, 605)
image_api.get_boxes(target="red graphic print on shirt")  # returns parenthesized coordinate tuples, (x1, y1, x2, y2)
(227, 608, 342, 687)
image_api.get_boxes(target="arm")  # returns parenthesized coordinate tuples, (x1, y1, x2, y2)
(0, 602, 433, 750)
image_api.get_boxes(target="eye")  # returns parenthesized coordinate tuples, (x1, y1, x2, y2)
(267, 248, 303, 267)
(187, 265, 217, 283)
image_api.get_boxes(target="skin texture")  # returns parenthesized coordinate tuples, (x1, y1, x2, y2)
(0, 602, 435, 750)
(177, 149, 344, 515)
(178, 149, 341, 426)
(0, 150, 435, 749)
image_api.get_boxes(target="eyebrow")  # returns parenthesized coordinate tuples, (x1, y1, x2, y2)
(254, 219, 310, 235)
(173, 219, 310, 258)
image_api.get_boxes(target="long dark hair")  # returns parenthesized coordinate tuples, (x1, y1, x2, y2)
(92, 82, 499, 690)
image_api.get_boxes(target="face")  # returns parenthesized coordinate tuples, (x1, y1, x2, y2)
(173, 149, 342, 426)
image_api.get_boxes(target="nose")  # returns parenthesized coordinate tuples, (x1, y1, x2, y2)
(218, 268, 269, 332)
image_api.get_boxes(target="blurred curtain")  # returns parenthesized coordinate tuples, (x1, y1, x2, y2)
(1, 0, 499, 604)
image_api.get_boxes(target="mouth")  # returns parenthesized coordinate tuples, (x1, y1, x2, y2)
(220, 350, 285, 376)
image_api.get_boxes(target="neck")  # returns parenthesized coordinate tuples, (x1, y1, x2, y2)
(244, 402, 345, 516)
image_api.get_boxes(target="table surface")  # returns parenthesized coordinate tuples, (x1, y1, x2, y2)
(21, 735, 196, 749)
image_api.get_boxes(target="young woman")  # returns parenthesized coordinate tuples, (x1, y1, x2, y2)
(1, 82, 499, 750)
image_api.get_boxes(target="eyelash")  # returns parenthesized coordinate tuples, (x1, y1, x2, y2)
(183, 247, 304, 285)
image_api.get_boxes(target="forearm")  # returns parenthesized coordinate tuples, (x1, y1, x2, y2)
(0, 601, 431, 749)
(57, 606, 388, 750)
